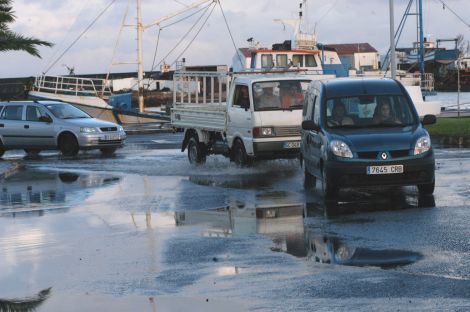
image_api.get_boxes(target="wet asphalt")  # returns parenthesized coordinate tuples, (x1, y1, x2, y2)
(0, 133, 469, 311)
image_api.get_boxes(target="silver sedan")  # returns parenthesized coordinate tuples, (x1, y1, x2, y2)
(0, 101, 126, 157)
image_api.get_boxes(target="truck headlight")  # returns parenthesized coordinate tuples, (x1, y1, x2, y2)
(330, 140, 353, 158)
(80, 127, 98, 133)
(414, 135, 431, 155)
(253, 127, 274, 137)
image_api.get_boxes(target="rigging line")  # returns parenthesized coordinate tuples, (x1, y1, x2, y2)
(151, 1, 214, 71)
(434, 0, 470, 28)
(217, 0, 242, 68)
(43, 0, 117, 75)
(316, 0, 339, 24)
(103, 0, 132, 96)
(42, 0, 91, 73)
(171, 2, 217, 66)
(161, 2, 212, 30)
(147, 27, 162, 91)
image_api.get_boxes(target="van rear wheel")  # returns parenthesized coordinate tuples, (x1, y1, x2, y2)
(59, 133, 79, 156)
(188, 137, 206, 165)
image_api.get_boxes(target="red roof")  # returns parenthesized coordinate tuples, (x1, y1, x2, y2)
(324, 43, 378, 55)
(238, 48, 251, 58)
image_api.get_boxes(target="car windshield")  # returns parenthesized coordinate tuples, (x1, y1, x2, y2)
(253, 80, 309, 111)
(45, 103, 91, 119)
(324, 95, 417, 128)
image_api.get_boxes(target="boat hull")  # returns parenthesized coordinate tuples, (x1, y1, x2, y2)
(28, 91, 169, 125)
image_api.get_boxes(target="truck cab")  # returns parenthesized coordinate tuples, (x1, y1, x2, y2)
(171, 72, 311, 165)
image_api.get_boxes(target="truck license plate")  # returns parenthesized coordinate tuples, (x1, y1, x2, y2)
(367, 165, 404, 175)
(283, 141, 300, 149)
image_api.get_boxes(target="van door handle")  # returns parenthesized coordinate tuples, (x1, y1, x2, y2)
(24, 125, 29, 129)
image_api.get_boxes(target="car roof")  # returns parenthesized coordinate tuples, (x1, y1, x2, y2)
(0, 100, 65, 106)
(319, 78, 404, 98)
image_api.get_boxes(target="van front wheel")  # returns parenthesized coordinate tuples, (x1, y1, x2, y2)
(418, 180, 435, 195)
(303, 159, 316, 188)
(322, 166, 338, 198)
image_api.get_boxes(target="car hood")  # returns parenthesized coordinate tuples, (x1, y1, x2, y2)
(62, 118, 118, 128)
(329, 125, 428, 152)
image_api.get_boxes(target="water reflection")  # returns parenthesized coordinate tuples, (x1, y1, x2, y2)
(0, 169, 120, 216)
(0, 287, 51, 312)
(305, 186, 436, 217)
(174, 192, 425, 268)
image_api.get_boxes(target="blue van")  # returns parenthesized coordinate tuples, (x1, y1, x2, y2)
(301, 78, 436, 199)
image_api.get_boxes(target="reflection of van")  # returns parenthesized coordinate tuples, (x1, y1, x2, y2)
(301, 78, 436, 200)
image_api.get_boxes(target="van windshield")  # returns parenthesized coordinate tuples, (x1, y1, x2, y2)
(324, 95, 418, 128)
(253, 80, 309, 111)
(45, 103, 91, 119)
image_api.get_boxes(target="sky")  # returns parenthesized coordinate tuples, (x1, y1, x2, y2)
(1, 0, 469, 78)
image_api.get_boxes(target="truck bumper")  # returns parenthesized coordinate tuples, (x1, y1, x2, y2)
(253, 140, 300, 159)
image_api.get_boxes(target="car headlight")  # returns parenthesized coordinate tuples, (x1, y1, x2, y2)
(330, 140, 353, 158)
(80, 127, 98, 133)
(414, 135, 431, 155)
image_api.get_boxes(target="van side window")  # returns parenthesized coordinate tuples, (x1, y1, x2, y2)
(1, 105, 23, 120)
(313, 95, 321, 124)
(26, 106, 50, 121)
(233, 85, 250, 108)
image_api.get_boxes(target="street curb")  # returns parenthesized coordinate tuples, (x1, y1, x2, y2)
(0, 162, 24, 179)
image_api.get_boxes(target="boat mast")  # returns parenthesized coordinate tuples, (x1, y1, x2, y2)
(418, 0, 425, 82)
(137, 0, 145, 113)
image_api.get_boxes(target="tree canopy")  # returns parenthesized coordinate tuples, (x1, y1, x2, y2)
(0, 0, 53, 58)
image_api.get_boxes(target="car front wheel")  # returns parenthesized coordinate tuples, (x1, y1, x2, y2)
(59, 133, 79, 156)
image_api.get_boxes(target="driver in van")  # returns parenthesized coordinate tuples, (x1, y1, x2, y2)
(328, 100, 354, 126)
(258, 86, 281, 109)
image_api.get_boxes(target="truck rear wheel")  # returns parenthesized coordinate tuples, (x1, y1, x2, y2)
(188, 137, 206, 165)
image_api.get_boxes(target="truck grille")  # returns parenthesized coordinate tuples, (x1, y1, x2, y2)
(274, 126, 301, 137)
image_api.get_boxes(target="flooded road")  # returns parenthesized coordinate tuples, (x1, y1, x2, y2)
(0, 133, 469, 311)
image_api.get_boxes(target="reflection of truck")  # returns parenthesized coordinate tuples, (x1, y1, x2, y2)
(171, 71, 311, 165)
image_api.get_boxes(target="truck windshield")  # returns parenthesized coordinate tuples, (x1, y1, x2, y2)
(324, 95, 418, 128)
(253, 80, 309, 111)
(45, 103, 91, 119)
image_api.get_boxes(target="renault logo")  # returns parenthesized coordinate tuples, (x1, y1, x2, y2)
(381, 152, 388, 160)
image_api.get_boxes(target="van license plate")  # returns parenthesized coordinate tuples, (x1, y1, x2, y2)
(367, 165, 403, 175)
(283, 141, 300, 149)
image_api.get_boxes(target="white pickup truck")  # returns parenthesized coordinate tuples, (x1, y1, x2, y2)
(171, 71, 311, 165)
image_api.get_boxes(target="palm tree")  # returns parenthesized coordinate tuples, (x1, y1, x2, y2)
(0, 0, 53, 58)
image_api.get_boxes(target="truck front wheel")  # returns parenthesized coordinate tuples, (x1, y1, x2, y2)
(188, 137, 206, 165)
(232, 140, 251, 166)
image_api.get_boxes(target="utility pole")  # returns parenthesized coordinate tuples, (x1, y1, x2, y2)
(137, 0, 145, 113)
(389, 0, 396, 79)
(457, 57, 461, 118)
(418, 0, 425, 83)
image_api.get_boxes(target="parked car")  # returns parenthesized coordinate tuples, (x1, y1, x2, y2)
(301, 78, 436, 202)
(0, 100, 126, 157)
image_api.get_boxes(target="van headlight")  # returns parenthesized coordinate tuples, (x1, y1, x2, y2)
(330, 140, 353, 158)
(414, 135, 431, 155)
(80, 127, 98, 133)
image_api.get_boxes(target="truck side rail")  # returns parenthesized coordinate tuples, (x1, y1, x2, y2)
(173, 71, 231, 106)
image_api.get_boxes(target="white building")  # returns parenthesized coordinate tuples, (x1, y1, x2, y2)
(325, 43, 380, 72)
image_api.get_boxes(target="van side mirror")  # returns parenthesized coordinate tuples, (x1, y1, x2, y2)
(422, 114, 436, 125)
(39, 116, 53, 123)
(302, 120, 320, 132)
